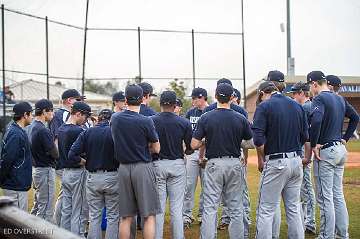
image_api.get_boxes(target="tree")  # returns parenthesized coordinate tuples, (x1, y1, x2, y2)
(167, 78, 192, 115)
(84, 80, 118, 96)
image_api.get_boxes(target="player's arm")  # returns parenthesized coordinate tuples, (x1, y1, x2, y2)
(0, 133, 21, 180)
(252, 104, 266, 172)
(342, 99, 359, 143)
(147, 119, 160, 154)
(310, 97, 325, 160)
(191, 117, 205, 150)
(184, 121, 194, 155)
(41, 128, 59, 160)
(68, 131, 86, 166)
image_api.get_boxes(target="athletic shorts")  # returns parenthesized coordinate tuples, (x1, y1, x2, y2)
(118, 162, 161, 217)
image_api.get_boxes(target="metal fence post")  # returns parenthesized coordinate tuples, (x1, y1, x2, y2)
(137, 26, 142, 83)
(241, 0, 246, 109)
(191, 29, 196, 89)
(2, 4, 6, 120)
(45, 16, 49, 100)
(81, 0, 90, 95)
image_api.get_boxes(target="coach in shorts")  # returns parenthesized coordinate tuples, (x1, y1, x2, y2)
(111, 84, 161, 239)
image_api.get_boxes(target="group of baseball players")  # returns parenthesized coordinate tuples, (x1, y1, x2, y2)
(0, 71, 358, 239)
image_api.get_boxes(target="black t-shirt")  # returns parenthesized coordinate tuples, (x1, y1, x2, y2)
(252, 93, 309, 155)
(185, 107, 204, 131)
(139, 104, 157, 116)
(30, 120, 57, 168)
(151, 112, 192, 160)
(58, 124, 84, 168)
(69, 121, 118, 171)
(204, 102, 248, 119)
(310, 91, 345, 147)
(193, 108, 252, 159)
(111, 110, 158, 163)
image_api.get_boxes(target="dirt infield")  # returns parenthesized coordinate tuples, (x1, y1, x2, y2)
(247, 152, 360, 168)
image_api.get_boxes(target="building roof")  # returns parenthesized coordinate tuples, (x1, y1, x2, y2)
(8, 79, 111, 103)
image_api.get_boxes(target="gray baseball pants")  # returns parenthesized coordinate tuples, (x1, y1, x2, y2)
(154, 159, 186, 239)
(54, 168, 63, 225)
(2, 189, 28, 211)
(301, 163, 316, 232)
(183, 150, 204, 223)
(60, 168, 88, 236)
(256, 155, 304, 239)
(201, 157, 244, 239)
(313, 144, 348, 239)
(86, 170, 120, 239)
(220, 164, 251, 238)
(31, 167, 55, 222)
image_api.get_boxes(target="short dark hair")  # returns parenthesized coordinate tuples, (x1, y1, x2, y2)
(13, 112, 31, 122)
(272, 81, 286, 92)
(333, 85, 340, 93)
(315, 79, 327, 86)
(35, 108, 52, 116)
(216, 95, 231, 104)
(127, 98, 142, 106)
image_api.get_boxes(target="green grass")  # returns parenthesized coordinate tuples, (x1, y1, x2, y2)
(345, 140, 360, 152)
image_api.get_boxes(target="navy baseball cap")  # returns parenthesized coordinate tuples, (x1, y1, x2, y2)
(125, 84, 143, 101)
(216, 83, 234, 98)
(112, 91, 125, 102)
(307, 71, 326, 83)
(233, 88, 241, 99)
(61, 89, 84, 100)
(191, 87, 207, 98)
(217, 78, 233, 86)
(258, 81, 276, 92)
(35, 99, 54, 111)
(98, 109, 113, 120)
(289, 82, 310, 93)
(138, 82, 157, 97)
(326, 75, 342, 87)
(267, 70, 285, 82)
(13, 102, 33, 117)
(176, 98, 183, 107)
(72, 101, 92, 116)
(160, 90, 177, 105)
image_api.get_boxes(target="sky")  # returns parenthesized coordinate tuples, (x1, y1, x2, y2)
(1, 0, 359, 96)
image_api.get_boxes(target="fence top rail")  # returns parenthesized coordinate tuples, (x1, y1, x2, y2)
(3, 6, 84, 30)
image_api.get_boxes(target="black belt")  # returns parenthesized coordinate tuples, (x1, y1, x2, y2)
(88, 169, 117, 173)
(266, 152, 300, 160)
(153, 158, 179, 161)
(208, 155, 240, 160)
(321, 141, 342, 150)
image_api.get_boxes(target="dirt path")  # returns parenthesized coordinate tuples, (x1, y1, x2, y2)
(247, 152, 360, 168)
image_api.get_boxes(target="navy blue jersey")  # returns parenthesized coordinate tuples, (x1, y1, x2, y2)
(302, 100, 312, 121)
(151, 112, 193, 160)
(193, 108, 252, 159)
(111, 110, 159, 164)
(0, 122, 32, 191)
(49, 108, 70, 139)
(252, 93, 309, 155)
(342, 97, 359, 141)
(57, 124, 84, 168)
(30, 120, 57, 168)
(139, 104, 157, 116)
(68, 121, 118, 172)
(185, 107, 204, 131)
(310, 91, 346, 147)
(204, 102, 248, 119)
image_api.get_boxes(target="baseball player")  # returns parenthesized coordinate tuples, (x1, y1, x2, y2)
(218, 88, 252, 239)
(326, 75, 359, 141)
(69, 109, 119, 239)
(50, 89, 85, 225)
(111, 84, 161, 239)
(203, 78, 248, 118)
(253, 81, 310, 239)
(151, 91, 193, 239)
(29, 99, 59, 222)
(191, 83, 253, 238)
(112, 91, 126, 112)
(308, 71, 357, 239)
(183, 87, 208, 227)
(58, 101, 92, 236)
(138, 82, 157, 116)
(174, 98, 183, 116)
(0, 102, 33, 211)
(289, 82, 317, 234)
